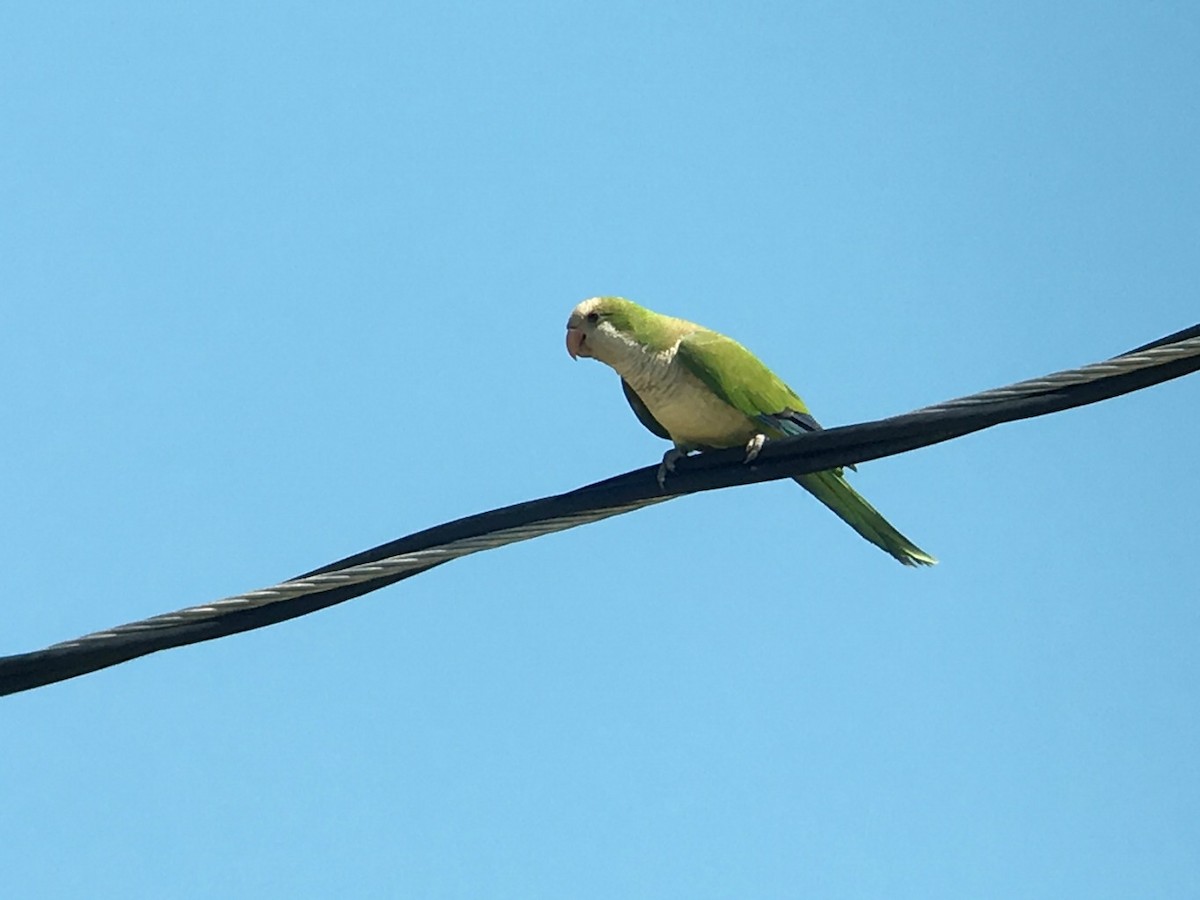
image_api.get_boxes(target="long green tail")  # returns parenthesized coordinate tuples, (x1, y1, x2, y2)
(794, 470, 937, 567)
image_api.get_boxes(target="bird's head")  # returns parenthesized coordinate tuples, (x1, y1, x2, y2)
(565, 296, 644, 363)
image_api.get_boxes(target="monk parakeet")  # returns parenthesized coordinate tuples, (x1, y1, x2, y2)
(565, 296, 936, 567)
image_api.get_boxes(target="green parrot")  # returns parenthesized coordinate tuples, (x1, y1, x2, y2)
(565, 296, 936, 567)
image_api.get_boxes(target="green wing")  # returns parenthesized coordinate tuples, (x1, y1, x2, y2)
(671, 330, 926, 563)
(678, 332, 924, 560)
(621, 378, 671, 439)
(675, 330, 820, 435)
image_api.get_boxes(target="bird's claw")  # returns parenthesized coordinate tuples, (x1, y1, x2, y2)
(657, 448, 687, 490)
(743, 433, 767, 464)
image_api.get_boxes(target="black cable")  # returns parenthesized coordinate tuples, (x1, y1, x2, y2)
(1, 324, 1196, 697)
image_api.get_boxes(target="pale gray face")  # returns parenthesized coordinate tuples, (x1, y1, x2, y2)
(565, 297, 620, 361)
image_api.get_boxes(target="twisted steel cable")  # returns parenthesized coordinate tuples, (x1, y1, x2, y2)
(2, 323, 1197, 696)
(916, 334, 1200, 412)
(46, 497, 668, 650)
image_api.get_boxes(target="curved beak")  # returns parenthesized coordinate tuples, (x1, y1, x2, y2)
(565, 326, 585, 360)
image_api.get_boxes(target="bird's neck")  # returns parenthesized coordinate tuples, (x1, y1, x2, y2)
(599, 336, 680, 395)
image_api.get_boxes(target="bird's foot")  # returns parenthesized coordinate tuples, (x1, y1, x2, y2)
(743, 433, 767, 464)
(657, 448, 688, 490)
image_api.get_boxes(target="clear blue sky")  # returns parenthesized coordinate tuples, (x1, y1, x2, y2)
(3, 3, 1198, 897)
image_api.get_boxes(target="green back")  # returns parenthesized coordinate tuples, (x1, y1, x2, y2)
(676, 330, 812, 422)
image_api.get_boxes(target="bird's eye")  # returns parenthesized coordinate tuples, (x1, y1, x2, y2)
(586, 311, 600, 324)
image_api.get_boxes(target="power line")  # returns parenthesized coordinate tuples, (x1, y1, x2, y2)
(2, 324, 1197, 697)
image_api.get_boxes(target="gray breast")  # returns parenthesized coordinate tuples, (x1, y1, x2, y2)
(625, 352, 756, 448)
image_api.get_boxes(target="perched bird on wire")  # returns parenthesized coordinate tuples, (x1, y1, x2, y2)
(565, 296, 936, 567)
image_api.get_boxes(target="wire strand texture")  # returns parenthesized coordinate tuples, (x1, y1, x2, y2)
(48, 498, 667, 649)
(2, 325, 1197, 696)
